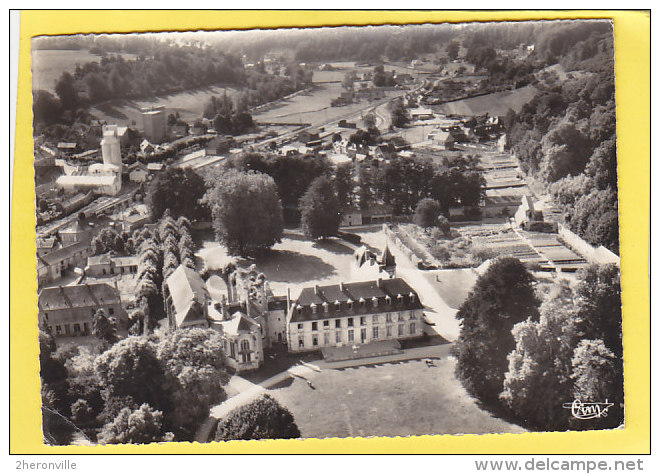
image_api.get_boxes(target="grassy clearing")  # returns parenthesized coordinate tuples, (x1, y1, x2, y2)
(269, 358, 524, 439)
(422, 269, 478, 309)
(31, 49, 137, 93)
(89, 85, 239, 129)
(434, 84, 538, 116)
(253, 83, 404, 129)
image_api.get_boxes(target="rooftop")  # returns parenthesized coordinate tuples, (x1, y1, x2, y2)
(165, 265, 209, 328)
(38, 282, 121, 311)
(292, 278, 422, 323)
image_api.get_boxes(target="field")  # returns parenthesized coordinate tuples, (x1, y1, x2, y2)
(89, 85, 239, 129)
(253, 83, 400, 129)
(434, 84, 538, 116)
(31, 49, 137, 93)
(270, 357, 524, 438)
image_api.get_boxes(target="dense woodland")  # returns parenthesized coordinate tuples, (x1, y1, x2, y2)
(502, 21, 618, 253)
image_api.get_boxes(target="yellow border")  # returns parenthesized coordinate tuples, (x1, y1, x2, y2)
(11, 10, 650, 454)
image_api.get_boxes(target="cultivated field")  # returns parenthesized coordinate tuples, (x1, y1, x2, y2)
(89, 85, 239, 129)
(253, 83, 401, 129)
(434, 84, 538, 116)
(31, 49, 137, 93)
(270, 357, 525, 439)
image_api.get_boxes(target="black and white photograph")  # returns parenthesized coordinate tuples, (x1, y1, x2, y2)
(31, 19, 623, 446)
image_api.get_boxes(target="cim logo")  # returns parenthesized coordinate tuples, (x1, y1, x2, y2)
(562, 399, 614, 420)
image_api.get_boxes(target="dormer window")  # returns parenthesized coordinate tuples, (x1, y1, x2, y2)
(359, 297, 366, 307)
(335, 300, 341, 312)
(409, 292, 415, 303)
(347, 299, 353, 310)
(385, 295, 392, 305)
(297, 304, 302, 315)
(311, 303, 317, 314)
(372, 296, 378, 307)
(397, 294, 403, 304)
(322, 302, 329, 313)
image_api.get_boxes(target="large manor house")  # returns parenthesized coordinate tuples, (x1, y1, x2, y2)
(39, 241, 425, 373)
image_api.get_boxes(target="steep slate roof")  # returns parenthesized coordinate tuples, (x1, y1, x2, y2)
(38, 283, 121, 311)
(380, 245, 396, 268)
(165, 265, 209, 327)
(219, 311, 260, 336)
(39, 240, 89, 266)
(292, 278, 422, 323)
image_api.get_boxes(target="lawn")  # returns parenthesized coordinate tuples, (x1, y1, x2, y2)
(89, 85, 239, 129)
(31, 49, 137, 93)
(434, 84, 538, 116)
(422, 269, 478, 309)
(269, 357, 524, 439)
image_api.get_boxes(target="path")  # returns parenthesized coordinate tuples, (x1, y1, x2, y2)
(194, 366, 315, 443)
(357, 229, 460, 341)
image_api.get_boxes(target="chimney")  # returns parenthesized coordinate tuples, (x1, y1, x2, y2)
(287, 287, 291, 313)
(314, 285, 320, 296)
(377, 278, 382, 288)
(339, 282, 345, 292)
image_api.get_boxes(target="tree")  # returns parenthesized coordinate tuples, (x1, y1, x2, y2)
(573, 264, 622, 358)
(97, 403, 174, 445)
(446, 40, 460, 60)
(413, 198, 443, 232)
(500, 280, 580, 430)
(202, 170, 284, 257)
(152, 329, 229, 439)
(571, 339, 624, 430)
(452, 258, 539, 403)
(215, 394, 300, 441)
(91, 228, 125, 255)
(147, 168, 208, 221)
(32, 90, 61, 127)
(70, 399, 95, 425)
(334, 163, 354, 210)
(95, 337, 167, 413)
(299, 176, 341, 239)
(342, 71, 357, 90)
(54, 72, 79, 110)
(92, 308, 119, 349)
(389, 98, 410, 128)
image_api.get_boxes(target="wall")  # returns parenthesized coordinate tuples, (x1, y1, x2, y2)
(287, 309, 423, 353)
(558, 224, 620, 266)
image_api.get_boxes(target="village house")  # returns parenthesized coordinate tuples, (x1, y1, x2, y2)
(163, 265, 210, 331)
(86, 254, 138, 277)
(427, 129, 456, 150)
(58, 219, 94, 245)
(38, 282, 127, 337)
(409, 108, 435, 121)
(128, 162, 149, 183)
(287, 278, 424, 353)
(37, 240, 91, 286)
(205, 136, 234, 156)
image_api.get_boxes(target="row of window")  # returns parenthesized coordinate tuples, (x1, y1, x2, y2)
(49, 322, 90, 337)
(42, 307, 116, 321)
(298, 322, 417, 348)
(304, 293, 415, 315)
(101, 265, 137, 276)
(296, 312, 417, 332)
